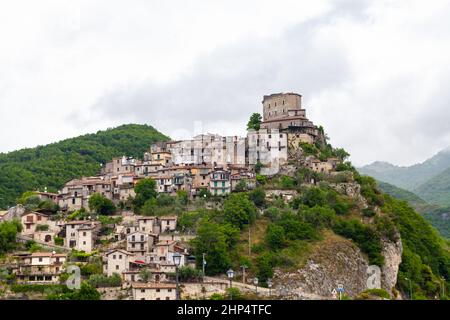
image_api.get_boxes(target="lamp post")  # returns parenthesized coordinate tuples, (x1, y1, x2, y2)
(227, 269, 234, 300)
(173, 252, 182, 300)
(253, 277, 259, 295)
(267, 279, 273, 296)
(405, 278, 412, 300)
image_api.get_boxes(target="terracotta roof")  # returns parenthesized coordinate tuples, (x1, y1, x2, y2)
(132, 282, 176, 289)
(105, 249, 134, 256)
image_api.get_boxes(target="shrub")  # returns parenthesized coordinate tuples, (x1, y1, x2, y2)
(249, 187, 266, 207)
(332, 218, 384, 266)
(36, 224, 49, 232)
(88, 273, 122, 288)
(265, 224, 286, 249)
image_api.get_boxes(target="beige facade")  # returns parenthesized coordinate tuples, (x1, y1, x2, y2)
(159, 216, 177, 232)
(104, 249, 134, 277)
(15, 252, 67, 284)
(137, 216, 157, 234)
(131, 282, 177, 300)
(126, 231, 152, 257)
(65, 221, 98, 253)
(21, 212, 49, 235)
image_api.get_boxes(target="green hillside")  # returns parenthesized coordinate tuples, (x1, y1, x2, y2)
(0, 124, 169, 209)
(377, 181, 450, 239)
(414, 166, 450, 207)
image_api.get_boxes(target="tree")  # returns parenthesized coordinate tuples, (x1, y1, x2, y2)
(192, 220, 230, 275)
(256, 252, 274, 283)
(88, 193, 116, 215)
(133, 178, 157, 212)
(176, 190, 189, 205)
(139, 268, 152, 282)
(223, 194, 257, 229)
(265, 224, 285, 249)
(249, 187, 266, 207)
(0, 219, 22, 254)
(234, 180, 248, 192)
(247, 113, 262, 131)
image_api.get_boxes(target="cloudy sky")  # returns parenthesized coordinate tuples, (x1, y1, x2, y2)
(1, 0, 450, 167)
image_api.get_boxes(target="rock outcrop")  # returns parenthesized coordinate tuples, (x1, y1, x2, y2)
(273, 234, 369, 299)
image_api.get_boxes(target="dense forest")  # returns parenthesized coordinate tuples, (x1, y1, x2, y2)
(0, 124, 169, 209)
(377, 181, 450, 239)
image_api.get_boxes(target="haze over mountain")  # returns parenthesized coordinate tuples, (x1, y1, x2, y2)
(359, 147, 450, 191)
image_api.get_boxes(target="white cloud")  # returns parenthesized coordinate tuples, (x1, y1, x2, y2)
(1, 0, 450, 167)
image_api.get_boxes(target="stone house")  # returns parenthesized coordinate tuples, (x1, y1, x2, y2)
(126, 231, 154, 258)
(64, 221, 99, 253)
(158, 216, 177, 233)
(131, 282, 177, 300)
(21, 212, 50, 236)
(104, 249, 135, 277)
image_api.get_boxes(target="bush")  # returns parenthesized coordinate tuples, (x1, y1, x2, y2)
(256, 253, 274, 283)
(36, 224, 49, 231)
(88, 273, 122, 288)
(265, 224, 286, 249)
(88, 193, 116, 215)
(249, 187, 266, 207)
(300, 205, 336, 229)
(280, 176, 295, 189)
(332, 218, 384, 266)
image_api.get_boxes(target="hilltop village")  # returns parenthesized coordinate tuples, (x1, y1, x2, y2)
(0, 93, 351, 300)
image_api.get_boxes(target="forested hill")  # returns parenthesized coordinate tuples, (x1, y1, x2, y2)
(0, 124, 169, 209)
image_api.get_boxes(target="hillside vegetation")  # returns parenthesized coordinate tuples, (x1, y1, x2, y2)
(376, 181, 450, 239)
(0, 124, 169, 209)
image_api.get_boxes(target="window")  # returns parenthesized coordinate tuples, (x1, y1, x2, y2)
(83, 232, 86, 237)
(141, 289, 145, 293)
(166, 297, 170, 300)
(83, 241, 86, 245)
(37, 215, 41, 221)
(156, 289, 160, 292)
(39, 258, 43, 262)
(113, 255, 116, 259)
(168, 289, 172, 292)
(116, 265, 119, 270)
(119, 255, 122, 259)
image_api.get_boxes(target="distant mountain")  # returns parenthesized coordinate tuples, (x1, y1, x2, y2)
(359, 147, 450, 190)
(377, 181, 450, 239)
(414, 166, 450, 207)
(0, 124, 169, 209)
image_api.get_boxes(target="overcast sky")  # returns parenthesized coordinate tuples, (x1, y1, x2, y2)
(1, 0, 450, 167)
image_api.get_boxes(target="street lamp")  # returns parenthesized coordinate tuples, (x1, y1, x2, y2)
(253, 277, 259, 295)
(227, 269, 234, 300)
(173, 252, 182, 300)
(405, 278, 412, 300)
(267, 279, 273, 296)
